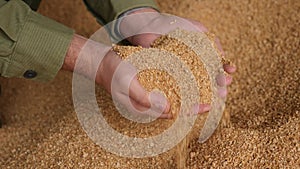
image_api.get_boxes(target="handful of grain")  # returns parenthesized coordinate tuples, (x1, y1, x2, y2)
(95, 29, 230, 168)
(97, 29, 230, 138)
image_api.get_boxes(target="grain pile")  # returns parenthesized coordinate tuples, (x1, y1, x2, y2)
(0, 0, 299, 168)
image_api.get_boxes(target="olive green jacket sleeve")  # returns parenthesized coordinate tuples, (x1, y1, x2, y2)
(0, 0, 74, 81)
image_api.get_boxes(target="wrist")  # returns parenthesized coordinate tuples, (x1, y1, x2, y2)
(62, 34, 87, 72)
(63, 34, 113, 87)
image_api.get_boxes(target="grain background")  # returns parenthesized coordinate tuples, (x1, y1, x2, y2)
(0, 0, 299, 168)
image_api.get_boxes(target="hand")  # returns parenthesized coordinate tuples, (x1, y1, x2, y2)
(119, 8, 236, 112)
(63, 34, 172, 119)
(96, 49, 173, 119)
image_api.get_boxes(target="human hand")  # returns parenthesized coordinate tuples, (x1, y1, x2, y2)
(120, 8, 236, 80)
(119, 8, 236, 111)
(63, 34, 172, 119)
(96, 49, 174, 120)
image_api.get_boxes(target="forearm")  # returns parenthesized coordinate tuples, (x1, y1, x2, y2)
(62, 34, 87, 72)
(62, 34, 113, 86)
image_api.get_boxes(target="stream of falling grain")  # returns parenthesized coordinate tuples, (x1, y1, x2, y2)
(177, 138, 188, 169)
(174, 115, 192, 169)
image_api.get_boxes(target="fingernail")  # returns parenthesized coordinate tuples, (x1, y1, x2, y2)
(155, 98, 167, 111)
(150, 91, 168, 112)
(226, 76, 233, 85)
(216, 74, 226, 87)
(200, 104, 211, 113)
(224, 64, 236, 73)
(155, 103, 166, 111)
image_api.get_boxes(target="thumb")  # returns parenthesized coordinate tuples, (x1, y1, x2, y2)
(112, 60, 171, 118)
(129, 77, 170, 114)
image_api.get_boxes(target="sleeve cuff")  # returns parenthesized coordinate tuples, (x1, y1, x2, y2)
(112, 0, 159, 20)
(84, 0, 159, 43)
(3, 5, 74, 81)
(110, 1, 159, 42)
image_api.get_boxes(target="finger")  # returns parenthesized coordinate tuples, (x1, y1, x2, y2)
(188, 19, 209, 32)
(218, 87, 228, 98)
(179, 104, 211, 117)
(128, 33, 161, 48)
(224, 64, 236, 74)
(129, 96, 150, 112)
(194, 104, 211, 114)
(164, 102, 171, 114)
(216, 74, 227, 87)
(214, 38, 237, 75)
(117, 92, 172, 121)
(214, 37, 236, 75)
(149, 91, 171, 114)
(226, 76, 233, 86)
(214, 38, 225, 56)
(129, 77, 171, 114)
(215, 74, 228, 98)
(129, 96, 172, 119)
(129, 95, 171, 115)
(158, 113, 173, 119)
(112, 61, 152, 110)
(129, 76, 151, 108)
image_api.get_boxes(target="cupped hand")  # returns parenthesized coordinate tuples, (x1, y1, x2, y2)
(96, 50, 173, 119)
(119, 8, 236, 113)
(64, 34, 172, 119)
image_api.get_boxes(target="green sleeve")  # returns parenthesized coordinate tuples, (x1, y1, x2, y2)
(83, 0, 159, 41)
(0, 0, 74, 81)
